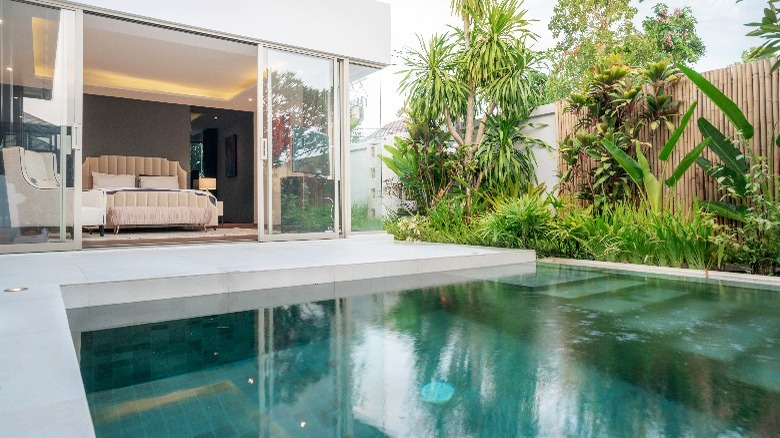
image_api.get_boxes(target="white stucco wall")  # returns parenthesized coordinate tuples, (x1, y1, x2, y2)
(523, 103, 559, 195)
(67, 0, 391, 64)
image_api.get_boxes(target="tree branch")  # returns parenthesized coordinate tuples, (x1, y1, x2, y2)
(445, 108, 465, 146)
(474, 101, 497, 147)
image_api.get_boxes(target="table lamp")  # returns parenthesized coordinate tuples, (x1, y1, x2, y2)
(197, 177, 217, 194)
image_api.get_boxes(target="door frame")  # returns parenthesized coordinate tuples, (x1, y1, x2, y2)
(258, 46, 346, 242)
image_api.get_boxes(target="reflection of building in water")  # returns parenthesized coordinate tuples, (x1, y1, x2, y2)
(350, 120, 407, 225)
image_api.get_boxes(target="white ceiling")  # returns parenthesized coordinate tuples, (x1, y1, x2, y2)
(83, 14, 258, 112)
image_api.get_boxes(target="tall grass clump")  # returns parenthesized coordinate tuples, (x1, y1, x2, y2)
(476, 196, 551, 249)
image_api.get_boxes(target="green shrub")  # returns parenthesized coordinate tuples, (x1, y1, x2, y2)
(477, 196, 552, 249)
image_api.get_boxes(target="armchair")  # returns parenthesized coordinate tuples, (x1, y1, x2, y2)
(2, 146, 73, 228)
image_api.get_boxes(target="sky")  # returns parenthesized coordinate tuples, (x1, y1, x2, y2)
(376, 0, 768, 125)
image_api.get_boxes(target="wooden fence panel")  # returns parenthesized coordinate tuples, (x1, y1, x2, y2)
(557, 58, 780, 210)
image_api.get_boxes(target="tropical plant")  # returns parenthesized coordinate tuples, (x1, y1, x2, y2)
(559, 56, 683, 207)
(601, 101, 709, 212)
(474, 116, 544, 203)
(476, 194, 551, 249)
(677, 64, 755, 220)
(398, 0, 543, 209)
(746, 0, 780, 72)
(729, 160, 780, 274)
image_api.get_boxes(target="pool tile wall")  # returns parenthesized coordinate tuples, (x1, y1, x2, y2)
(80, 311, 256, 392)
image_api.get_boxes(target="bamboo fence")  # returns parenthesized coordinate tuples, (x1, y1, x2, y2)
(556, 58, 780, 211)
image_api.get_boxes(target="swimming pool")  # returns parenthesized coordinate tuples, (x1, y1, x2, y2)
(70, 263, 780, 437)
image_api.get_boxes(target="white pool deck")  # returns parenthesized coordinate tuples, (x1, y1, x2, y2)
(0, 235, 534, 437)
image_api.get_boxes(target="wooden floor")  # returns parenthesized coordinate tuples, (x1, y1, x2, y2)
(82, 223, 258, 248)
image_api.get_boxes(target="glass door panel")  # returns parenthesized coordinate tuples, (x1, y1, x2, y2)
(264, 49, 337, 236)
(0, 0, 76, 249)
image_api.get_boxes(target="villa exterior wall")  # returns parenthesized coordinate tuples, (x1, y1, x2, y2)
(68, 0, 391, 65)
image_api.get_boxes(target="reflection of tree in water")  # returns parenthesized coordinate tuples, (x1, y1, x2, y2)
(269, 300, 336, 406)
(387, 281, 543, 436)
(387, 278, 780, 436)
(265, 70, 331, 170)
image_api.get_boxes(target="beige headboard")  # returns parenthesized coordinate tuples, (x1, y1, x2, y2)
(82, 155, 188, 190)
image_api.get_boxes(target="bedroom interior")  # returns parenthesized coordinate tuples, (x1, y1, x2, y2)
(0, 0, 358, 250)
(78, 13, 259, 246)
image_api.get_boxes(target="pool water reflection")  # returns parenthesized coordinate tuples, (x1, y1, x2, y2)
(72, 264, 780, 437)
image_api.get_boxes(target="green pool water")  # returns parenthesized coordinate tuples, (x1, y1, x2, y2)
(73, 263, 780, 437)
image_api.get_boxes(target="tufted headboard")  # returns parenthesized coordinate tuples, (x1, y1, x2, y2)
(82, 155, 188, 190)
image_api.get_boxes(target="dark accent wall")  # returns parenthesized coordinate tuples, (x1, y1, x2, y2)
(83, 94, 191, 181)
(216, 114, 254, 223)
(202, 128, 218, 178)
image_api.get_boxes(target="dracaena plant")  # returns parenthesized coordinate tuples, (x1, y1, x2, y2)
(398, 0, 543, 211)
(746, 0, 780, 72)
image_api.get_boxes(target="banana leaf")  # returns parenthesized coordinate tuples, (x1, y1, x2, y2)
(666, 138, 710, 187)
(695, 156, 749, 198)
(636, 145, 662, 211)
(660, 101, 697, 161)
(697, 118, 749, 173)
(679, 64, 754, 139)
(601, 139, 643, 184)
(700, 200, 747, 222)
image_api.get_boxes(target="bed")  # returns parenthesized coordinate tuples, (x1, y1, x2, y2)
(82, 155, 218, 234)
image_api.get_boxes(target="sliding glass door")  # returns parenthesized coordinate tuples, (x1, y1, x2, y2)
(262, 48, 340, 238)
(0, 0, 80, 252)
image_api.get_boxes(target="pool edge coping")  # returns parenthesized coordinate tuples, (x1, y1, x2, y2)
(540, 257, 780, 289)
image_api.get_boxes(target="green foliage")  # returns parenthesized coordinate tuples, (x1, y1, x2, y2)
(395, 0, 545, 212)
(351, 201, 383, 231)
(381, 133, 462, 215)
(746, 0, 780, 72)
(477, 195, 552, 249)
(599, 107, 706, 213)
(642, 4, 705, 65)
(560, 57, 684, 208)
(679, 65, 754, 140)
(388, 193, 727, 270)
(729, 160, 780, 274)
(543, 0, 704, 102)
(475, 116, 539, 202)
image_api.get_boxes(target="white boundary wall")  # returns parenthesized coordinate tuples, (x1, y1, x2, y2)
(523, 103, 558, 194)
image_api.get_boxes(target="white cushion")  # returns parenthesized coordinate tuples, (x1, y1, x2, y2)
(24, 150, 51, 181)
(138, 175, 179, 189)
(92, 172, 135, 189)
(29, 177, 59, 188)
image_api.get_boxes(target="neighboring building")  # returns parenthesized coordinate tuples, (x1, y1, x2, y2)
(0, 0, 390, 253)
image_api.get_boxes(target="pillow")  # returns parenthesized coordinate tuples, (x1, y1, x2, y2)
(92, 172, 135, 189)
(139, 175, 179, 189)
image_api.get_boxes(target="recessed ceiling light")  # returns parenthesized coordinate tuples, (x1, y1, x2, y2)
(5, 67, 12, 72)
(0, 19, 4, 24)
(13, 96, 18, 99)
(214, 116, 218, 119)
(248, 98, 253, 102)
(4, 286, 28, 293)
